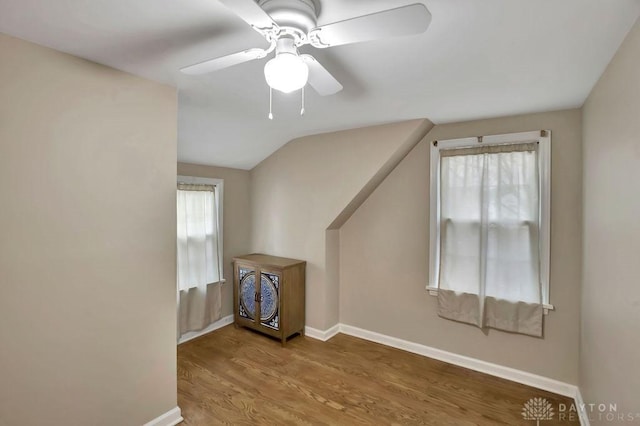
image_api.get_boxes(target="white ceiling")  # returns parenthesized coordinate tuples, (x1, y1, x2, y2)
(1, 1, 639, 169)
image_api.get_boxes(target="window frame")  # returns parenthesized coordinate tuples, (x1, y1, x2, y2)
(427, 130, 553, 314)
(177, 175, 225, 284)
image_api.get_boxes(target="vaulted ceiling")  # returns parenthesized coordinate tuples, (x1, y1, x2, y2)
(1, 0, 639, 169)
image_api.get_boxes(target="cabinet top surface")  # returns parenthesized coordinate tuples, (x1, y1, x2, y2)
(234, 253, 306, 268)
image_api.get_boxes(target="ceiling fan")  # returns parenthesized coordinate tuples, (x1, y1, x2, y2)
(181, 0, 432, 117)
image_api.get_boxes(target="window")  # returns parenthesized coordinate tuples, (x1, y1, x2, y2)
(428, 131, 552, 314)
(176, 176, 224, 291)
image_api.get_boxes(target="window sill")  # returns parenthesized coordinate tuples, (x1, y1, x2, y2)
(179, 279, 227, 293)
(426, 287, 554, 315)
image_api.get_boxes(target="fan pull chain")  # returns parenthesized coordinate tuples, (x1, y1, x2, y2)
(268, 87, 274, 120)
(300, 87, 305, 116)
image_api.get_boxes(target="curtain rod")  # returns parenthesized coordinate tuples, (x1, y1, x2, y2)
(433, 129, 548, 147)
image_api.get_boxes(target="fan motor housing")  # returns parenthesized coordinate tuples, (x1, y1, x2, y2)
(259, 0, 318, 42)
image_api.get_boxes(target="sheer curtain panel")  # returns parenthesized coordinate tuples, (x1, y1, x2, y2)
(177, 183, 222, 336)
(436, 143, 544, 337)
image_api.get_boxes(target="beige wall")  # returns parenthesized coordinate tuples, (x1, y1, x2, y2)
(0, 35, 178, 425)
(176, 163, 252, 318)
(340, 109, 583, 383)
(581, 18, 640, 418)
(250, 120, 432, 329)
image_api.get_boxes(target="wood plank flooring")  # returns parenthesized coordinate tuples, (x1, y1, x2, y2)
(177, 325, 578, 425)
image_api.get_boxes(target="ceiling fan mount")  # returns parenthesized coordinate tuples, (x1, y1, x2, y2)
(258, 0, 318, 45)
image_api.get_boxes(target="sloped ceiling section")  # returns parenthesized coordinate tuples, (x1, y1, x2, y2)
(1, 0, 639, 169)
(178, 0, 640, 169)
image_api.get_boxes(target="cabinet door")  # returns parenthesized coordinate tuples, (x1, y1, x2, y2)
(238, 265, 258, 322)
(259, 271, 281, 331)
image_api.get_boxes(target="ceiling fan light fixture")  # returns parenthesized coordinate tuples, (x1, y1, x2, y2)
(264, 52, 309, 93)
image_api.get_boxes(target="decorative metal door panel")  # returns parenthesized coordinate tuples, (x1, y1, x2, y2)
(239, 268, 280, 330)
(260, 272, 280, 330)
(238, 267, 257, 320)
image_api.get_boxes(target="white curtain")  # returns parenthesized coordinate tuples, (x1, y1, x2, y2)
(436, 143, 544, 336)
(177, 183, 222, 336)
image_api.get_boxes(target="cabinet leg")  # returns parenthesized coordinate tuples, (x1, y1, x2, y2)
(281, 336, 287, 347)
(300, 327, 305, 337)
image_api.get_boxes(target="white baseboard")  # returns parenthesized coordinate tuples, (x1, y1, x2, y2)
(144, 407, 183, 426)
(308, 322, 578, 400)
(574, 388, 590, 426)
(304, 323, 340, 342)
(178, 314, 234, 345)
(339, 323, 578, 398)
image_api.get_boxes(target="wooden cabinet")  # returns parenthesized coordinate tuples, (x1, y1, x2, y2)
(233, 254, 306, 346)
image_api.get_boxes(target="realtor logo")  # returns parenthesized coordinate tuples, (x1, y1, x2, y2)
(522, 397, 555, 425)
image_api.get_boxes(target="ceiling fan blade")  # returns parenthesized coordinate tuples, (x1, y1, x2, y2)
(309, 3, 431, 48)
(301, 55, 343, 96)
(181, 48, 266, 75)
(218, 0, 279, 35)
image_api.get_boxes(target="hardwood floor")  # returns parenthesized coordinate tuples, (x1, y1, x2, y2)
(178, 325, 578, 425)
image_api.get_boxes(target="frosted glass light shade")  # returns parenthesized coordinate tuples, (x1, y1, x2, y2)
(264, 53, 309, 93)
